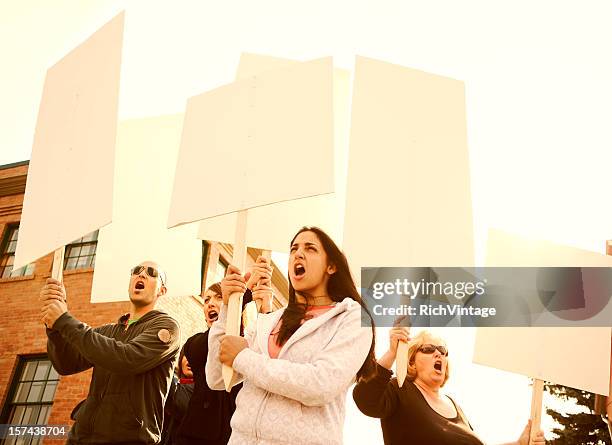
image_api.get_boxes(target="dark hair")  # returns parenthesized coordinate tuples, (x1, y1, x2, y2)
(276, 226, 377, 381)
(206, 282, 222, 298)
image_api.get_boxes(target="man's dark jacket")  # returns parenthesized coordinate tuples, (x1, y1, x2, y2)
(47, 310, 180, 445)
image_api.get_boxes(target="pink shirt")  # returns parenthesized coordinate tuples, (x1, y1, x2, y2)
(268, 305, 336, 359)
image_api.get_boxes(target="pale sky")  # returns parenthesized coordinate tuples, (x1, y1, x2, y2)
(3, 1, 612, 443)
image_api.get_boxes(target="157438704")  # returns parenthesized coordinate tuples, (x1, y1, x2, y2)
(1, 424, 69, 440)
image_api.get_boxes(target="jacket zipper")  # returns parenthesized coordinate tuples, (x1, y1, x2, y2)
(254, 391, 270, 440)
(93, 369, 112, 433)
(91, 326, 124, 435)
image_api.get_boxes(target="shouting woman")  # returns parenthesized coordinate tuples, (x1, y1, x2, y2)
(206, 226, 376, 444)
(353, 327, 546, 445)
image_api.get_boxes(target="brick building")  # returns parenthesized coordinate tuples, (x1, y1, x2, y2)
(0, 161, 288, 444)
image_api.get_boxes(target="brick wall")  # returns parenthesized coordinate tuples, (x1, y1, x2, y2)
(0, 250, 129, 443)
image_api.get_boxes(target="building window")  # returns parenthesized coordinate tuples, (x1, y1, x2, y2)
(64, 230, 98, 270)
(204, 255, 228, 292)
(0, 225, 35, 279)
(1, 356, 60, 445)
(201, 241, 209, 294)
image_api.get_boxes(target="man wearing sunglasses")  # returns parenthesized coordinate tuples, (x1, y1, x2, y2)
(40, 261, 180, 445)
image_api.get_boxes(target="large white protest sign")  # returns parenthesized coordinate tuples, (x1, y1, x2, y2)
(197, 53, 349, 251)
(475, 326, 610, 395)
(343, 56, 475, 275)
(168, 57, 335, 229)
(14, 13, 124, 270)
(342, 56, 475, 386)
(474, 229, 612, 395)
(91, 115, 202, 302)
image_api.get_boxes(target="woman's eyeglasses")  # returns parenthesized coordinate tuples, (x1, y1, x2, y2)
(418, 344, 448, 356)
(131, 265, 165, 285)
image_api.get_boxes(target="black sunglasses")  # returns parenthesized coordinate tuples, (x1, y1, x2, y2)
(131, 265, 165, 285)
(418, 344, 448, 356)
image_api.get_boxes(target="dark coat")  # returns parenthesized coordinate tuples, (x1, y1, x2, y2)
(173, 331, 241, 445)
(160, 376, 194, 445)
(353, 364, 484, 445)
(47, 310, 180, 444)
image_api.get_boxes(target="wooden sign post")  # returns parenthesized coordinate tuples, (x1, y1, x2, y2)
(529, 379, 544, 445)
(396, 341, 409, 387)
(241, 249, 272, 333)
(44, 246, 65, 328)
(51, 247, 65, 283)
(256, 250, 273, 312)
(222, 210, 248, 391)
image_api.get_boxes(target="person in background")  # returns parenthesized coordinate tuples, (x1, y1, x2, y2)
(176, 256, 273, 445)
(353, 327, 546, 445)
(160, 345, 194, 445)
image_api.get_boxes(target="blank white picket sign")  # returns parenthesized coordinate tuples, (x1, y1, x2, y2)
(14, 13, 124, 270)
(474, 326, 611, 396)
(197, 53, 350, 252)
(167, 57, 335, 230)
(342, 56, 475, 385)
(91, 114, 202, 302)
(475, 229, 612, 396)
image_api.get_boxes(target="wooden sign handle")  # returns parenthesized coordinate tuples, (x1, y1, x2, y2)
(52, 247, 65, 282)
(223, 210, 248, 392)
(603, 415, 612, 442)
(396, 342, 409, 387)
(255, 250, 272, 312)
(44, 247, 65, 329)
(243, 248, 273, 330)
(529, 379, 544, 445)
(395, 315, 410, 387)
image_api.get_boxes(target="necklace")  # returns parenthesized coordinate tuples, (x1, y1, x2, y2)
(297, 294, 334, 306)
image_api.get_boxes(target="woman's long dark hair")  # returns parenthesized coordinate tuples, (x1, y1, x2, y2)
(276, 226, 377, 381)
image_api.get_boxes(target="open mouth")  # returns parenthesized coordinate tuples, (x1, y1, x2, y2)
(434, 361, 442, 373)
(294, 264, 306, 278)
(207, 310, 218, 321)
(135, 280, 145, 290)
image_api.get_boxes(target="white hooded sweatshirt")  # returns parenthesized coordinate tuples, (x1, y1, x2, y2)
(206, 297, 373, 445)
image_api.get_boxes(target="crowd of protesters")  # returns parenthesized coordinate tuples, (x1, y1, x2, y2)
(39, 226, 587, 444)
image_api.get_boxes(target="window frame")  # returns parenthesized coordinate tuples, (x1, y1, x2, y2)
(0, 355, 60, 445)
(63, 230, 99, 271)
(0, 224, 35, 279)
